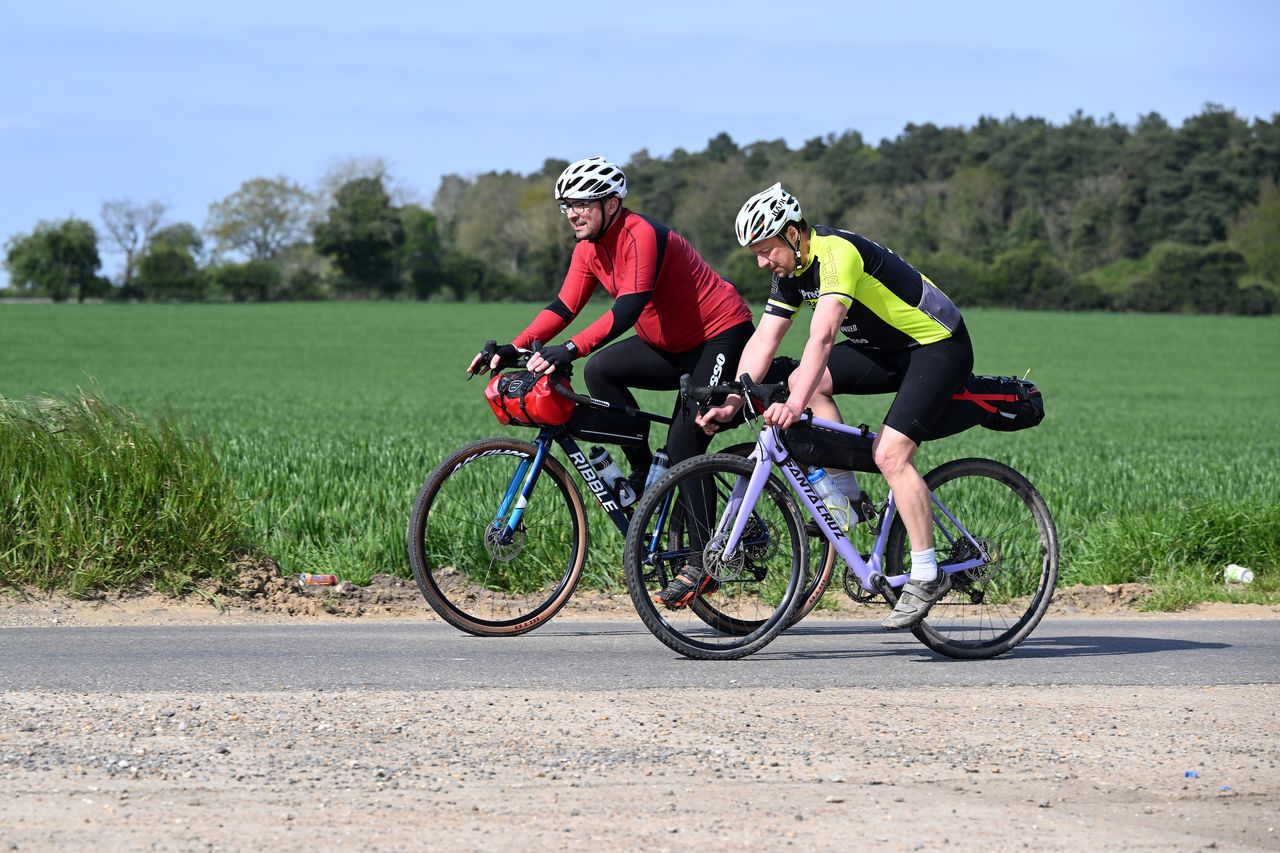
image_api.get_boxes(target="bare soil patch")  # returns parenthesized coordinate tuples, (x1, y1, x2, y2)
(2, 557, 1276, 628)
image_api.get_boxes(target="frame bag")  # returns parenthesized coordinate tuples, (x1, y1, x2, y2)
(485, 370, 577, 427)
(781, 422, 878, 473)
(566, 405, 649, 446)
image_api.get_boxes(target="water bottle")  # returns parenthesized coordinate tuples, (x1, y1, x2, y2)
(643, 449, 670, 493)
(806, 466, 851, 530)
(588, 446, 636, 507)
(1224, 563, 1255, 584)
(830, 470, 869, 523)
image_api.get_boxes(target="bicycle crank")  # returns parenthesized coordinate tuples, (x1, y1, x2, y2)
(843, 567, 880, 603)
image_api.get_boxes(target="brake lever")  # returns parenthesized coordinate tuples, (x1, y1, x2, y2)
(467, 339, 499, 381)
(737, 373, 761, 419)
(678, 375, 710, 416)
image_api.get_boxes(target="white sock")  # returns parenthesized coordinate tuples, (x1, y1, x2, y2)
(831, 470, 861, 498)
(909, 548, 938, 582)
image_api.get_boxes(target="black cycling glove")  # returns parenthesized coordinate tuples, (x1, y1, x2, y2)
(470, 341, 520, 376)
(491, 343, 519, 370)
(538, 341, 578, 372)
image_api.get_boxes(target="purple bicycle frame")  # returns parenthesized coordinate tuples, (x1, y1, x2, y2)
(716, 414, 989, 593)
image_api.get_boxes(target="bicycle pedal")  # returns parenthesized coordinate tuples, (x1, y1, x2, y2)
(869, 572, 897, 605)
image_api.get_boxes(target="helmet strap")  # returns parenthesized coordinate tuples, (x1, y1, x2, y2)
(781, 225, 803, 269)
(591, 197, 623, 243)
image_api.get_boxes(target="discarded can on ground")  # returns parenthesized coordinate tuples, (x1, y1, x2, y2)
(299, 573, 339, 586)
(1224, 564, 1255, 584)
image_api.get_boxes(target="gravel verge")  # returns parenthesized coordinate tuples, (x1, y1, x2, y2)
(2, 686, 1277, 851)
(2, 569, 1277, 851)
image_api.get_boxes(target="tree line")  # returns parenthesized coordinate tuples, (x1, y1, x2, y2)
(5, 106, 1279, 314)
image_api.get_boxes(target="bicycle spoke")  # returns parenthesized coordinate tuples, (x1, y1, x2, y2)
(624, 453, 805, 659)
(886, 458, 1058, 659)
(408, 438, 587, 635)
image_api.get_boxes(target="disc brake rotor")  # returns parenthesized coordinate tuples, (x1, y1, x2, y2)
(484, 523, 525, 562)
(704, 534, 746, 582)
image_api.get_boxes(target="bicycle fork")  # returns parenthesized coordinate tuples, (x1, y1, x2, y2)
(491, 439, 551, 544)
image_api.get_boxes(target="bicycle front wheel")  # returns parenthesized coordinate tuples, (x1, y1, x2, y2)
(720, 441, 837, 631)
(624, 453, 806, 660)
(407, 437, 588, 636)
(885, 457, 1059, 659)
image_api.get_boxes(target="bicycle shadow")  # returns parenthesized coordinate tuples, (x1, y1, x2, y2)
(764, 623, 1231, 660)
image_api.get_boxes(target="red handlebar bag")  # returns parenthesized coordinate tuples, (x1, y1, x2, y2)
(485, 370, 577, 427)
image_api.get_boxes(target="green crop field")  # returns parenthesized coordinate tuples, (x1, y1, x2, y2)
(1, 302, 1276, 605)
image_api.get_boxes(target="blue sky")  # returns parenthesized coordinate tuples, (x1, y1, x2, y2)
(2, 0, 1277, 286)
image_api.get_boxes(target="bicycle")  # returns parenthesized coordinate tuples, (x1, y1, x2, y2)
(406, 345, 836, 639)
(623, 374, 1059, 660)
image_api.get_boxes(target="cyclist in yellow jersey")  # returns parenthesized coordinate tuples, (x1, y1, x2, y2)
(698, 183, 975, 630)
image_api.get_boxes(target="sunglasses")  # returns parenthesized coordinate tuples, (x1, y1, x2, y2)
(557, 199, 600, 214)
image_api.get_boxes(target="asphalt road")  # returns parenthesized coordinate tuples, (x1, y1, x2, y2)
(3, 617, 1276, 691)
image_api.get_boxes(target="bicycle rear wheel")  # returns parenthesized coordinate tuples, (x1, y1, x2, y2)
(407, 437, 588, 636)
(885, 457, 1058, 659)
(624, 453, 806, 660)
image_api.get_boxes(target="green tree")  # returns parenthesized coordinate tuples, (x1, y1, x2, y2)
(313, 176, 406, 297)
(4, 219, 104, 302)
(918, 251, 993, 307)
(274, 243, 332, 301)
(669, 158, 753, 266)
(877, 121, 965, 184)
(628, 148, 685, 223)
(1229, 180, 1280, 283)
(704, 131, 739, 163)
(438, 169, 572, 298)
(721, 248, 771, 303)
(425, 105, 1274, 315)
(990, 240, 1100, 309)
(809, 131, 875, 218)
(440, 251, 520, 302)
(446, 172, 531, 274)
(207, 176, 313, 262)
(1125, 242, 1248, 313)
(210, 260, 281, 303)
(936, 166, 1009, 259)
(135, 224, 205, 301)
(400, 205, 443, 299)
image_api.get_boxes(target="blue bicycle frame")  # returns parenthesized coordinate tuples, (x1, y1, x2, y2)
(491, 427, 637, 544)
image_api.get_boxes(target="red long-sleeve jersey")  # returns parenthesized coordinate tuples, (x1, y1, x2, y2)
(513, 209, 752, 356)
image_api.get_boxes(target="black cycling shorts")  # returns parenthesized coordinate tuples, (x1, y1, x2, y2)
(582, 320, 755, 466)
(823, 322, 974, 445)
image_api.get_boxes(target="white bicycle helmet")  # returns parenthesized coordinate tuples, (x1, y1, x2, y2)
(735, 182, 803, 246)
(554, 156, 628, 202)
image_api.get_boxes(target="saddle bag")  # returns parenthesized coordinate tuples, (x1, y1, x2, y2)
(927, 375, 1046, 440)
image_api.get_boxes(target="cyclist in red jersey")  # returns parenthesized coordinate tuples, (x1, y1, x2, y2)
(467, 156, 755, 608)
